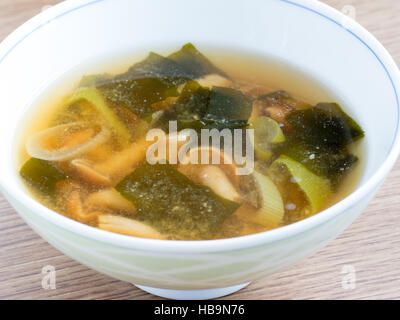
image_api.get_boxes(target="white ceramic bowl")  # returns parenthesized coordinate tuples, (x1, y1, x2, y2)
(0, 0, 399, 300)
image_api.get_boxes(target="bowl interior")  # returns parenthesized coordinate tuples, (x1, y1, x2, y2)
(0, 0, 398, 243)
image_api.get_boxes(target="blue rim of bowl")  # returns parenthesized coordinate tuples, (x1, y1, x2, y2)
(0, 0, 399, 254)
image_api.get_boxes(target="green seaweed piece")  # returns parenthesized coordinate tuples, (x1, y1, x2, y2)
(269, 155, 331, 215)
(157, 80, 210, 132)
(273, 138, 357, 187)
(98, 78, 179, 118)
(168, 43, 228, 79)
(20, 158, 67, 196)
(286, 103, 364, 148)
(115, 163, 240, 240)
(68, 87, 131, 140)
(203, 86, 252, 129)
(273, 102, 363, 187)
(207, 86, 252, 121)
(271, 102, 363, 187)
(158, 82, 252, 132)
(315, 103, 364, 142)
(76, 44, 230, 121)
(118, 52, 194, 87)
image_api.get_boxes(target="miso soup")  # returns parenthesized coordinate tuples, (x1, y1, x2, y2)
(17, 44, 364, 240)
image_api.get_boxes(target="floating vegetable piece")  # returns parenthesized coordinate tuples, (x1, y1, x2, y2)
(205, 86, 252, 123)
(265, 105, 292, 132)
(168, 43, 228, 79)
(158, 82, 252, 132)
(85, 189, 136, 213)
(269, 155, 331, 214)
(70, 159, 112, 186)
(315, 103, 364, 142)
(26, 122, 110, 161)
(20, 158, 67, 195)
(92, 137, 153, 183)
(248, 170, 285, 227)
(196, 74, 234, 89)
(118, 52, 194, 86)
(254, 117, 285, 144)
(201, 86, 252, 130)
(157, 80, 210, 132)
(71, 137, 153, 187)
(278, 102, 363, 186)
(56, 180, 103, 225)
(98, 214, 165, 239)
(193, 165, 241, 202)
(254, 160, 309, 224)
(98, 78, 178, 119)
(115, 163, 240, 239)
(179, 146, 238, 184)
(286, 102, 364, 148)
(253, 91, 309, 132)
(69, 88, 130, 140)
(273, 138, 358, 187)
(62, 188, 98, 224)
(250, 116, 285, 160)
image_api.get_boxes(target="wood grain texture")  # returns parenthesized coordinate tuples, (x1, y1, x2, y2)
(0, 0, 400, 300)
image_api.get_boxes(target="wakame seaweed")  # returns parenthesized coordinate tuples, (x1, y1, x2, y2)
(168, 43, 229, 79)
(88, 43, 231, 119)
(206, 86, 252, 122)
(273, 138, 358, 187)
(286, 103, 364, 148)
(115, 163, 240, 239)
(117, 52, 194, 87)
(98, 78, 178, 118)
(158, 80, 211, 131)
(158, 82, 252, 132)
(20, 158, 67, 196)
(314, 103, 364, 143)
(274, 102, 364, 186)
(78, 53, 192, 88)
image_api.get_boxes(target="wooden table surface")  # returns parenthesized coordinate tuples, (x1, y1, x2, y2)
(1, 0, 399, 300)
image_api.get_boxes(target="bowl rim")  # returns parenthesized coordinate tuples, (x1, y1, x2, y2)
(1, 0, 400, 254)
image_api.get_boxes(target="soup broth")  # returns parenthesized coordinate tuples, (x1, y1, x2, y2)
(17, 44, 364, 240)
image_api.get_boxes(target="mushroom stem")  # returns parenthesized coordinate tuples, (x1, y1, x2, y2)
(198, 165, 242, 202)
(98, 214, 165, 239)
(85, 189, 136, 213)
(93, 137, 153, 182)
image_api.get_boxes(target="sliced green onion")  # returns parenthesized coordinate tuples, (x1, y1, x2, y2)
(250, 116, 285, 160)
(68, 87, 130, 140)
(270, 155, 331, 214)
(249, 170, 285, 227)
